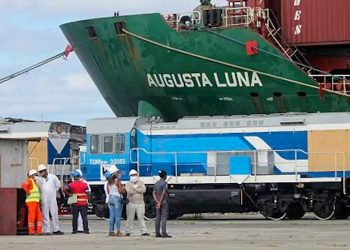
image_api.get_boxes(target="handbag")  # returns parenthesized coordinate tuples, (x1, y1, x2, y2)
(95, 204, 109, 218)
(67, 194, 78, 205)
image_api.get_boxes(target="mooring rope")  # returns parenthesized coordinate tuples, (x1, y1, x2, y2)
(122, 28, 350, 98)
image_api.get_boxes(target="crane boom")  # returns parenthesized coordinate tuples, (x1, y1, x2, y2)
(0, 51, 68, 84)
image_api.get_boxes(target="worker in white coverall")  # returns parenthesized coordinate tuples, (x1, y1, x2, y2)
(74, 169, 91, 232)
(36, 164, 64, 235)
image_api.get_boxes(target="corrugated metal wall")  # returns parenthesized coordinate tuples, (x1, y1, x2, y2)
(0, 140, 27, 188)
(281, 0, 350, 46)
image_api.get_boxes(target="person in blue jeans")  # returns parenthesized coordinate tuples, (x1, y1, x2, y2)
(104, 165, 125, 237)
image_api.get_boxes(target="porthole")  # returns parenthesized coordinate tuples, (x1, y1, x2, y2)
(273, 92, 282, 97)
(86, 26, 98, 39)
(114, 21, 126, 35)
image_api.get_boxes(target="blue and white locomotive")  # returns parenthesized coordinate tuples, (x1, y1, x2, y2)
(80, 112, 350, 220)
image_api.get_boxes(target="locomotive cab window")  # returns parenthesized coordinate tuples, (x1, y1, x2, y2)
(130, 128, 137, 148)
(115, 134, 126, 154)
(90, 135, 100, 154)
(103, 136, 113, 153)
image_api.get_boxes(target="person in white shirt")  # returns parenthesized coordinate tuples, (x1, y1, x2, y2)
(36, 164, 64, 235)
(104, 165, 125, 237)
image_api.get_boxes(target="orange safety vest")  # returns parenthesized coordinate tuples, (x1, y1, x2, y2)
(69, 181, 88, 206)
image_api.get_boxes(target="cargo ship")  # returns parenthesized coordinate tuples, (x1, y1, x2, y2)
(60, 0, 350, 121)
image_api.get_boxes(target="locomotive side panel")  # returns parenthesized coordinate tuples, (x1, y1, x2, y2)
(308, 129, 350, 172)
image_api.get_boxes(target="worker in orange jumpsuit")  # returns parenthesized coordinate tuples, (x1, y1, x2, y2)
(21, 169, 43, 235)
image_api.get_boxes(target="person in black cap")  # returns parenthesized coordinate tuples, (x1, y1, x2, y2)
(152, 170, 171, 238)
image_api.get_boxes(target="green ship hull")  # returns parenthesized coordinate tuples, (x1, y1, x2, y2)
(60, 13, 350, 121)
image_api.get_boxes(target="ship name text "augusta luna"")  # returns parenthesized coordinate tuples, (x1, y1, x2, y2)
(147, 71, 263, 88)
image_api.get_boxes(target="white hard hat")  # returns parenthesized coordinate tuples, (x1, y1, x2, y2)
(108, 165, 119, 175)
(28, 169, 37, 176)
(37, 164, 47, 172)
(76, 169, 83, 177)
(129, 169, 138, 176)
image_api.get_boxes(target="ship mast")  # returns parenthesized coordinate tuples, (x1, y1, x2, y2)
(200, 0, 212, 5)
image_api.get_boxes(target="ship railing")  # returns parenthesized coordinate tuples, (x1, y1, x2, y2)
(222, 7, 253, 28)
(50, 156, 80, 186)
(309, 74, 350, 94)
(164, 11, 202, 31)
(130, 148, 345, 189)
(222, 7, 269, 28)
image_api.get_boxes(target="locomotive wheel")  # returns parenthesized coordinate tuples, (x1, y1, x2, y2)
(286, 203, 305, 220)
(144, 195, 156, 221)
(260, 202, 287, 221)
(314, 201, 335, 220)
(334, 203, 350, 220)
(265, 212, 287, 221)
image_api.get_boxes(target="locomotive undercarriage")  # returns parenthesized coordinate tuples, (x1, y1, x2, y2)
(249, 181, 350, 220)
(89, 180, 350, 221)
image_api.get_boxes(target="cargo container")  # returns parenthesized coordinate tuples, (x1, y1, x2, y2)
(280, 0, 350, 46)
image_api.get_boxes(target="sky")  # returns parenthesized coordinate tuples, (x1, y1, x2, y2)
(0, 0, 227, 126)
